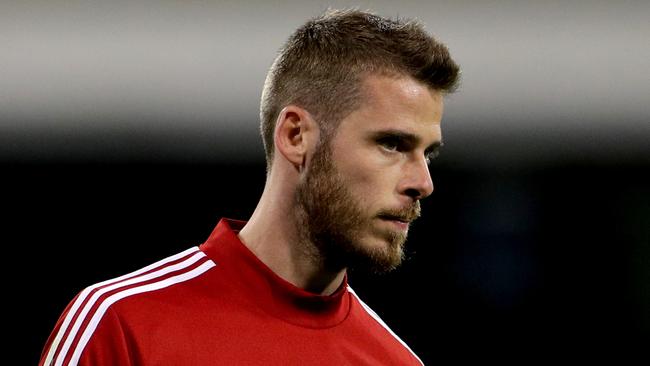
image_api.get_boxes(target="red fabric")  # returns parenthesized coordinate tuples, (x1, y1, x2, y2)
(40, 218, 423, 365)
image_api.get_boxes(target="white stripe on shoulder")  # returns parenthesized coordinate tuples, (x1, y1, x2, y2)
(43, 246, 200, 366)
(347, 285, 424, 366)
(54, 249, 210, 366)
(68, 260, 215, 366)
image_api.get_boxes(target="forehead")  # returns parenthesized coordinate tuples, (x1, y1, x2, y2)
(364, 73, 442, 113)
(340, 73, 444, 135)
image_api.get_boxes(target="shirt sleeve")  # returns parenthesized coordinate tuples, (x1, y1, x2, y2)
(39, 300, 134, 366)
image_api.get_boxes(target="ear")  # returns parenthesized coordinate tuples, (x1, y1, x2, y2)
(273, 105, 319, 170)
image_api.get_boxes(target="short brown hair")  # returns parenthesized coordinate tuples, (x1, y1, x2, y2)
(260, 9, 460, 167)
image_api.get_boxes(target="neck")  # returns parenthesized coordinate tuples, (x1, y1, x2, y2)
(238, 168, 346, 296)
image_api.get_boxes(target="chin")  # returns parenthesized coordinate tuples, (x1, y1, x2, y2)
(350, 234, 406, 274)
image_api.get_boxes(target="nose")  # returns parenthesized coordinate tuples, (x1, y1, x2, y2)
(401, 156, 434, 200)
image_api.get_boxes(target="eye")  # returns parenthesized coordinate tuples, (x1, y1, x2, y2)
(377, 137, 401, 152)
(425, 149, 440, 164)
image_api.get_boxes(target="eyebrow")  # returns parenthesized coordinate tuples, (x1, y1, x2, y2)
(371, 129, 443, 155)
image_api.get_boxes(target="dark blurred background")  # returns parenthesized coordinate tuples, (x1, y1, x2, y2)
(2, 1, 648, 364)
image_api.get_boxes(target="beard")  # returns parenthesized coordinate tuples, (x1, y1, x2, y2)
(294, 140, 420, 274)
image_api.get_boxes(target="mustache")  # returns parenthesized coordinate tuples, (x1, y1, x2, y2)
(376, 202, 421, 222)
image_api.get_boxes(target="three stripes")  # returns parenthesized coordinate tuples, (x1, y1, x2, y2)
(42, 247, 215, 366)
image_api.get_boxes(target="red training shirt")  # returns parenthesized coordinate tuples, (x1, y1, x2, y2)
(40, 218, 424, 365)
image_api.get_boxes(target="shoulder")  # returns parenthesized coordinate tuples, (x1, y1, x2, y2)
(40, 246, 215, 366)
(347, 285, 425, 365)
(74, 246, 216, 320)
(85, 246, 215, 307)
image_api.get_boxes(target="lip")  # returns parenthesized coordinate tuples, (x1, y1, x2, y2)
(379, 217, 410, 231)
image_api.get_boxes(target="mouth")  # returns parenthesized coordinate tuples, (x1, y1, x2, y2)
(377, 214, 412, 231)
(379, 214, 410, 223)
(376, 203, 421, 232)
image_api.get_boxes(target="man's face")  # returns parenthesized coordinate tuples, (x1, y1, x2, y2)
(296, 74, 444, 273)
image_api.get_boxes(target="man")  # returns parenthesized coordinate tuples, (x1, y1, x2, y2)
(39, 9, 459, 366)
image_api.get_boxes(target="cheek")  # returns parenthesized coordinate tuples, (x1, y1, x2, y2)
(340, 165, 390, 211)
(331, 140, 394, 209)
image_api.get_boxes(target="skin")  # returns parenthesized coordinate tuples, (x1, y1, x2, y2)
(239, 73, 444, 295)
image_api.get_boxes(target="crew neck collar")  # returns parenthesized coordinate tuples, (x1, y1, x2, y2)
(199, 218, 351, 328)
